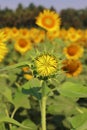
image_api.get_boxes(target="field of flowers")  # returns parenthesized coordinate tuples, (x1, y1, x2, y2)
(0, 9, 87, 130)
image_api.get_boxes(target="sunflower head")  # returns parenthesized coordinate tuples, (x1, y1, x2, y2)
(62, 59, 82, 77)
(14, 37, 32, 54)
(35, 54, 58, 77)
(36, 9, 61, 31)
(0, 29, 9, 43)
(66, 28, 80, 42)
(11, 27, 19, 39)
(0, 42, 8, 62)
(63, 43, 84, 60)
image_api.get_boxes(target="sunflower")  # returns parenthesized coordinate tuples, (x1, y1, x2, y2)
(66, 27, 80, 42)
(35, 54, 58, 77)
(62, 59, 82, 77)
(47, 30, 60, 40)
(24, 74, 33, 80)
(0, 27, 11, 42)
(63, 43, 84, 60)
(10, 27, 19, 40)
(0, 28, 9, 42)
(19, 28, 29, 39)
(14, 37, 32, 54)
(0, 42, 8, 62)
(58, 28, 67, 41)
(36, 9, 61, 31)
(29, 28, 45, 44)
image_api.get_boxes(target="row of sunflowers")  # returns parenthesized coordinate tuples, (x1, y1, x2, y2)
(0, 9, 87, 130)
(0, 26, 86, 77)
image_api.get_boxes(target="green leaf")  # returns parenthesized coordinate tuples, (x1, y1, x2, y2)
(0, 86, 12, 102)
(25, 48, 37, 59)
(22, 78, 41, 100)
(0, 116, 32, 129)
(10, 126, 18, 130)
(0, 61, 30, 72)
(18, 119, 37, 130)
(47, 95, 78, 116)
(12, 91, 31, 109)
(68, 112, 87, 130)
(58, 82, 87, 98)
(0, 77, 12, 102)
(0, 123, 5, 130)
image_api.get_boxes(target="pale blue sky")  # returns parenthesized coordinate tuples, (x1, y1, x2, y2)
(0, 0, 87, 12)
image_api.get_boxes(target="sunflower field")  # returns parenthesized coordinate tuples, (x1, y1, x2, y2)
(0, 5, 87, 130)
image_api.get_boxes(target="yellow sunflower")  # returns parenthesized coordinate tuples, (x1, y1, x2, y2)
(35, 54, 58, 77)
(36, 9, 61, 31)
(19, 28, 29, 38)
(62, 59, 82, 77)
(29, 28, 45, 44)
(63, 43, 84, 60)
(66, 27, 80, 42)
(14, 37, 32, 54)
(10, 27, 19, 40)
(47, 30, 60, 40)
(0, 28, 9, 42)
(0, 42, 8, 62)
(58, 28, 67, 40)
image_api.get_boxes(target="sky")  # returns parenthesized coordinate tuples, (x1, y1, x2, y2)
(0, 0, 87, 12)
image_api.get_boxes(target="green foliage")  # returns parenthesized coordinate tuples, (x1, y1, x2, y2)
(68, 112, 87, 130)
(22, 78, 41, 100)
(0, 116, 32, 129)
(12, 91, 31, 109)
(58, 82, 87, 98)
(18, 119, 37, 130)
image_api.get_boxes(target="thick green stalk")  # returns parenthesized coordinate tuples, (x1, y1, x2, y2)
(41, 96, 47, 130)
(41, 81, 47, 130)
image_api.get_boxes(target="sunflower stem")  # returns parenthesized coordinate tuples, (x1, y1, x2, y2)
(41, 82, 47, 130)
(41, 96, 47, 130)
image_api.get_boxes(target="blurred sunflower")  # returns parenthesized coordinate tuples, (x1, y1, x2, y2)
(66, 28, 80, 42)
(62, 59, 82, 77)
(29, 28, 45, 44)
(47, 30, 60, 41)
(58, 28, 67, 40)
(24, 74, 33, 80)
(36, 9, 61, 31)
(0, 42, 8, 62)
(14, 37, 32, 54)
(0, 30, 8, 62)
(63, 43, 84, 60)
(35, 54, 58, 77)
(10, 27, 19, 40)
(19, 28, 29, 39)
(0, 29, 9, 42)
(22, 67, 33, 80)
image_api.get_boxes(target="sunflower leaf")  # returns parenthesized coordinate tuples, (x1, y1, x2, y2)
(0, 116, 32, 129)
(58, 82, 87, 98)
(0, 61, 30, 72)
